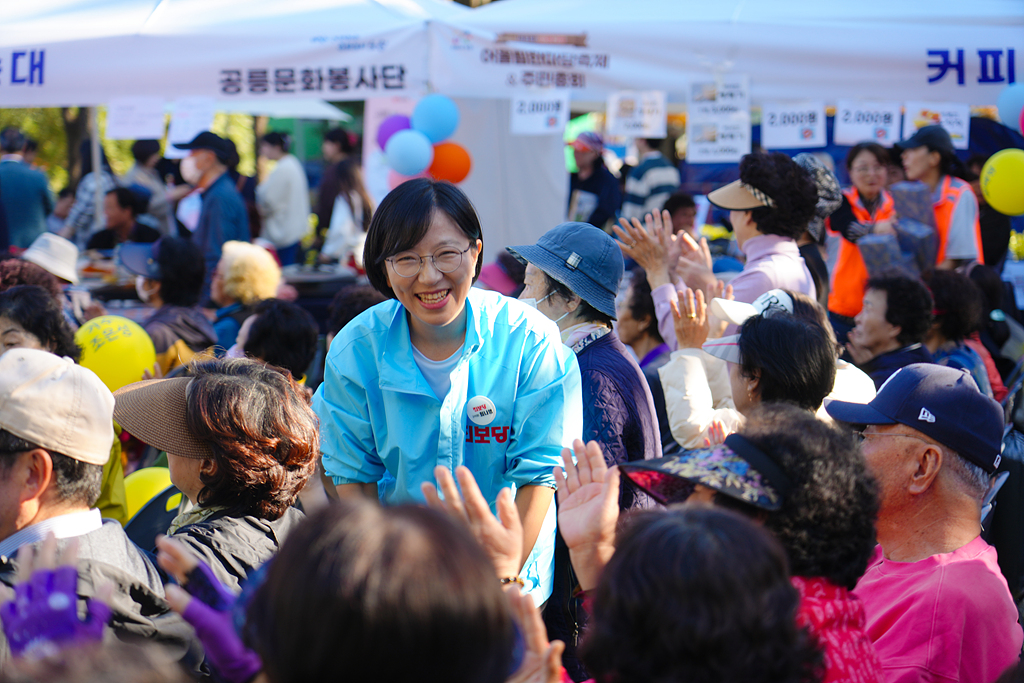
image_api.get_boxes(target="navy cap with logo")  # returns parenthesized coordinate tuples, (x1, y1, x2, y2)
(825, 363, 1003, 472)
(896, 124, 955, 156)
(172, 131, 233, 162)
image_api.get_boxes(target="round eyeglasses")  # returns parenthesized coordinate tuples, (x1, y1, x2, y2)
(386, 245, 472, 278)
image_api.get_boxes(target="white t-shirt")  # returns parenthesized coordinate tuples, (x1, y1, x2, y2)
(412, 344, 464, 400)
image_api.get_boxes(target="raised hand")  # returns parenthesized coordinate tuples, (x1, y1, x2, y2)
(553, 440, 619, 592)
(423, 465, 524, 580)
(670, 287, 710, 350)
(613, 211, 675, 289)
(504, 587, 566, 683)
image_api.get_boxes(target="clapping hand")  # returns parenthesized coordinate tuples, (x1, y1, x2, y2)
(670, 287, 710, 350)
(554, 440, 620, 592)
(612, 211, 678, 289)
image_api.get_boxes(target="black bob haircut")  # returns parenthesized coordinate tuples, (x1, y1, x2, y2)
(131, 139, 162, 164)
(155, 237, 206, 307)
(362, 178, 483, 299)
(738, 312, 836, 412)
(0, 285, 81, 362)
(865, 272, 934, 347)
(740, 152, 818, 240)
(926, 269, 984, 343)
(244, 299, 319, 380)
(261, 132, 290, 152)
(719, 403, 880, 591)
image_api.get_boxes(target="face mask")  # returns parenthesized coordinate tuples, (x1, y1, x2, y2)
(135, 276, 153, 304)
(519, 292, 552, 310)
(180, 155, 203, 185)
(225, 343, 246, 359)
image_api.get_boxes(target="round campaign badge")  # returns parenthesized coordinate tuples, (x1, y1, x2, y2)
(467, 395, 497, 426)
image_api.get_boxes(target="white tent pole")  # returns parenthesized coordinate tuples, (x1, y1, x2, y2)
(90, 109, 103, 235)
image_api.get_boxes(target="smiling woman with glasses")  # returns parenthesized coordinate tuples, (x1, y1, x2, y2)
(312, 177, 583, 608)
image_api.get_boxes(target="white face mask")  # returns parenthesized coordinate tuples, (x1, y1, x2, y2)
(519, 292, 552, 310)
(180, 155, 203, 185)
(135, 276, 154, 304)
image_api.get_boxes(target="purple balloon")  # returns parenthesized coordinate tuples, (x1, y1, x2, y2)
(376, 115, 411, 151)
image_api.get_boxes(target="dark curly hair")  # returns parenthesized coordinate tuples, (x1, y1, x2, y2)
(0, 285, 80, 361)
(0, 260, 63, 303)
(245, 500, 514, 683)
(722, 403, 880, 590)
(865, 272, 933, 346)
(243, 299, 319, 379)
(740, 152, 818, 239)
(627, 268, 663, 343)
(738, 312, 836, 412)
(155, 237, 205, 307)
(327, 284, 386, 338)
(579, 506, 823, 683)
(185, 358, 318, 519)
(925, 269, 983, 343)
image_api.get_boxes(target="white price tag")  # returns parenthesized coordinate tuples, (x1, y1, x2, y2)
(606, 90, 667, 138)
(761, 101, 827, 149)
(690, 77, 750, 119)
(165, 98, 216, 159)
(834, 101, 902, 146)
(105, 97, 167, 141)
(687, 119, 751, 164)
(902, 102, 971, 150)
(510, 92, 570, 136)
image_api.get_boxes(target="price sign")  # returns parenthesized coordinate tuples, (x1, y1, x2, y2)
(105, 97, 167, 141)
(687, 120, 751, 164)
(690, 76, 750, 119)
(510, 92, 570, 135)
(761, 101, 827, 149)
(902, 101, 971, 150)
(166, 98, 216, 159)
(833, 101, 902, 146)
(606, 90, 667, 138)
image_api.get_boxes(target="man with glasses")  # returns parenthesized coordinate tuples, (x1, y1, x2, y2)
(826, 364, 1021, 683)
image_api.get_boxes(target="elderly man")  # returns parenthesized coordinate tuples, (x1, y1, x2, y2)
(0, 349, 196, 666)
(826, 363, 1022, 683)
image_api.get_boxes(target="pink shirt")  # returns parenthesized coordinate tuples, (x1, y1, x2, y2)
(853, 537, 1022, 683)
(653, 233, 816, 348)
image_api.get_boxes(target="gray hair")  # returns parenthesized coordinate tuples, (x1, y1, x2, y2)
(942, 446, 990, 502)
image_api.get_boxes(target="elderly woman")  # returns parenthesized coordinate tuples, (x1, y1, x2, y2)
(210, 240, 282, 352)
(112, 358, 317, 591)
(313, 178, 581, 604)
(826, 143, 897, 344)
(619, 403, 882, 683)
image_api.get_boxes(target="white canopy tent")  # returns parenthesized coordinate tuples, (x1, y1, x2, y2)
(431, 0, 1024, 106)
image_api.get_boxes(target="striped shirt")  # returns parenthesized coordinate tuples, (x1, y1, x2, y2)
(622, 152, 680, 220)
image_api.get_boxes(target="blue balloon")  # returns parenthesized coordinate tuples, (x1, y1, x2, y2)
(384, 129, 434, 176)
(997, 83, 1024, 133)
(411, 95, 460, 143)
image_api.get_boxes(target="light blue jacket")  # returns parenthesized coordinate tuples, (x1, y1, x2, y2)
(313, 288, 583, 601)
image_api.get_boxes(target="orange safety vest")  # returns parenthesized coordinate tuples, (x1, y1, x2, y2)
(933, 175, 984, 265)
(828, 188, 895, 318)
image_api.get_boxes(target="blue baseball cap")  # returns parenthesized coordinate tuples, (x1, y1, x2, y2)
(118, 239, 162, 279)
(825, 363, 1003, 473)
(507, 222, 624, 319)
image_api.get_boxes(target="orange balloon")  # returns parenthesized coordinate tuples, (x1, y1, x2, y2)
(428, 142, 472, 184)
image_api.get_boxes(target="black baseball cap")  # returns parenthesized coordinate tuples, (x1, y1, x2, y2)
(172, 131, 232, 162)
(896, 125, 955, 155)
(825, 363, 1003, 472)
(118, 239, 162, 279)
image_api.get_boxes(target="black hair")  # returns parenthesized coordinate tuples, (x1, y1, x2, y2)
(327, 284, 386, 338)
(22, 138, 37, 154)
(245, 500, 515, 683)
(243, 299, 319, 379)
(925, 269, 984, 342)
(628, 268, 662, 343)
(968, 264, 1006, 314)
(155, 237, 205, 307)
(543, 272, 613, 327)
(730, 404, 880, 590)
(865, 272, 934, 346)
(261, 132, 290, 153)
(738, 312, 836, 412)
(0, 430, 103, 508)
(740, 152, 818, 240)
(845, 142, 889, 171)
(0, 286, 80, 361)
(495, 252, 527, 297)
(107, 186, 144, 217)
(662, 191, 696, 215)
(580, 506, 822, 683)
(642, 138, 666, 149)
(785, 289, 840, 359)
(57, 187, 73, 200)
(0, 127, 25, 154)
(324, 127, 356, 155)
(363, 179, 483, 299)
(131, 139, 162, 164)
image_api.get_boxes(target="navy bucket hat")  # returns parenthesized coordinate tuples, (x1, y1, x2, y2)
(507, 222, 624, 319)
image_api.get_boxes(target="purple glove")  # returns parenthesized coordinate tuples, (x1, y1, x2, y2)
(179, 561, 262, 683)
(0, 565, 110, 659)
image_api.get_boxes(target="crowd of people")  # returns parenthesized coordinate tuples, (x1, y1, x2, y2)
(0, 115, 1018, 683)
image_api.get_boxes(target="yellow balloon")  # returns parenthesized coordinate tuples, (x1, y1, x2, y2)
(75, 315, 156, 393)
(981, 148, 1024, 216)
(123, 466, 174, 521)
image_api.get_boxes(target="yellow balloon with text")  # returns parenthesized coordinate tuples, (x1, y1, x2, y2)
(76, 316, 156, 393)
(982, 148, 1024, 216)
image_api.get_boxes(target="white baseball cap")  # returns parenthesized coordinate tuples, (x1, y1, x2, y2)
(710, 289, 794, 327)
(0, 349, 113, 465)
